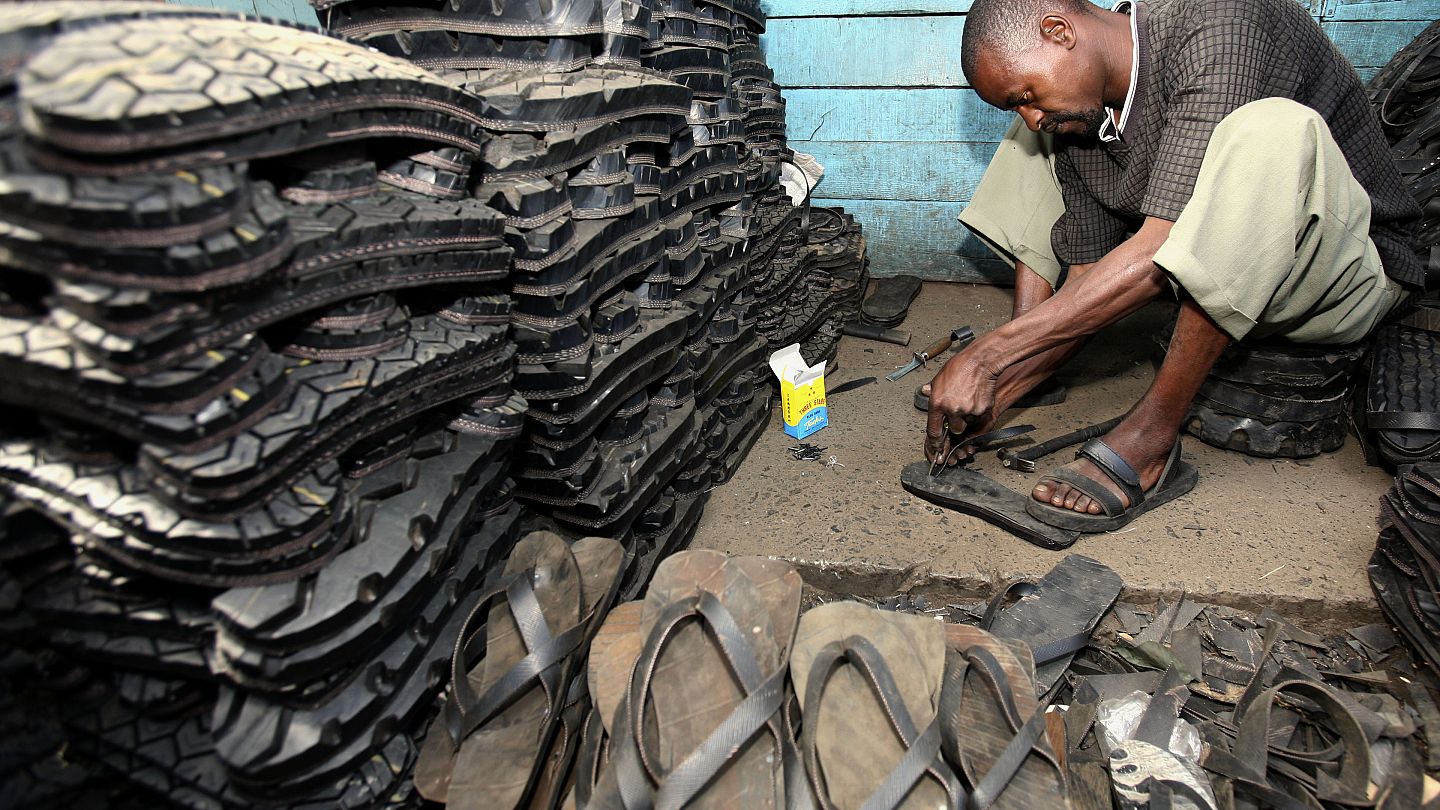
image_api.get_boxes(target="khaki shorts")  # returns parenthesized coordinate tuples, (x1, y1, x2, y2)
(957, 98, 1403, 345)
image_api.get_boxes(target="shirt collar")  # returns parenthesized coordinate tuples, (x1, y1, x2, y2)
(1098, 0, 1140, 143)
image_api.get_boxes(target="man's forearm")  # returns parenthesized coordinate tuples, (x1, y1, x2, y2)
(976, 219, 1173, 376)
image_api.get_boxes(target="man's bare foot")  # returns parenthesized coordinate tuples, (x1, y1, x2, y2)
(1031, 421, 1178, 514)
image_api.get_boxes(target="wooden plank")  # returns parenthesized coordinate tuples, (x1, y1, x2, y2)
(1322, 19, 1433, 65)
(1322, 0, 1440, 21)
(168, 0, 318, 24)
(760, 16, 968, 86)
(762, 0, 975, 17)
(786, 88, 1013, 143)
(813, 198, 1013, 282)
(804, 141, 996, 201)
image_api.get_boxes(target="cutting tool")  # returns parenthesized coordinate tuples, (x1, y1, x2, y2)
(886, 326, 974, 382)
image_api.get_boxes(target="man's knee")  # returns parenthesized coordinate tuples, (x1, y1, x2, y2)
(1212, 97, 1327, 153)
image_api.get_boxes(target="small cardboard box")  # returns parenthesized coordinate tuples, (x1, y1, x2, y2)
(768, 343, 828, 439)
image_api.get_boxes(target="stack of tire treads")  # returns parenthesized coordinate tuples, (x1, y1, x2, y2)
(1182, 340, 1368, 460)
(314, 0, 793, 596)
(1370, 464, 1440, 674)
(0, 6, 525, 808)
(1365, 19, 1440, 465)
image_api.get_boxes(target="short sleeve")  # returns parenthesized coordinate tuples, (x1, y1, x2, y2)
(1052, 144, 1131, 264)
(1141, 6, 1297, 220)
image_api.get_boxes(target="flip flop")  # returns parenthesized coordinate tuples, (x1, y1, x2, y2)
(981, 555, 1123, 697)
(938, 625, 1070, 809)
(860, 275, 923, 328)
(789, 601, 962, 810)
(584, 550, 803, 809)
(1026, 438, 1198, 532)
(413, 531, 626, 809)
(566, 601, 645, 809)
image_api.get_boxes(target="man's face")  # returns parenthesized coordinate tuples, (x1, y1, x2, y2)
(971, 47, 1108, 139)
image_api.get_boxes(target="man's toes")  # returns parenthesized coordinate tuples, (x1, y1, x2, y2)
(1032, 480, 1057, 503)
(921, 383, 932, 396)
(1063, 489, 1083, 510)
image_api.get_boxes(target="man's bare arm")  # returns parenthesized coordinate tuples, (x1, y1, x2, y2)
(925, 218, 1173, 461)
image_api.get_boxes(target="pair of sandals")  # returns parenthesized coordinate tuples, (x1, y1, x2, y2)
(571, 550, 1080, 810)
(413, 530, 628, 810)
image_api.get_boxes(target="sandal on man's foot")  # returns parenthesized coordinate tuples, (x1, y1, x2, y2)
(938, 625, 1070, 809)
(1026, 438, 1198, 532)
(413, 531, 627, 809)
(585, 550, 803, 809)
(789, 601, 963, 809)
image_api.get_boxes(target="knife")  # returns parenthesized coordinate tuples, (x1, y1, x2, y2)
(886, 326, 974, 382)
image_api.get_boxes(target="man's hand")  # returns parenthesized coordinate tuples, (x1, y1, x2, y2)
(923, 346, 1002, 465)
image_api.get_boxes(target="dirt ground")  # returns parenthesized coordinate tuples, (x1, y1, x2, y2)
(692, 283, 1393, 626)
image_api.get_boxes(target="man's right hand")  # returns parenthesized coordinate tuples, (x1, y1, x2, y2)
(923, 344, 1003, 465)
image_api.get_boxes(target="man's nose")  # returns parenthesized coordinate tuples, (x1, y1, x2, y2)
(1018, 107, 1044, 131)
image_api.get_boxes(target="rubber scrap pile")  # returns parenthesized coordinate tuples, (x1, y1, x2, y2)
(317, 0, 866, 589)
(0, 1, 867, 808)
(414, 549, 1438, 809)
(1364, 19, 1440, 465)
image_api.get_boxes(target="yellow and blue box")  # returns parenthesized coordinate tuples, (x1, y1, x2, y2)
(768, 344, 828, 439)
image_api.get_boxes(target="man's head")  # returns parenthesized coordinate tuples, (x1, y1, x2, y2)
(961, 0, 1113, 139)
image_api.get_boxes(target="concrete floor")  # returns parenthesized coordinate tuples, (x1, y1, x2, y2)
(692, 283, 1393, 625)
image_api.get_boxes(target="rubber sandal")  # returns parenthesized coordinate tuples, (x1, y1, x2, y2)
(788, 601, 963, 810)
(914, 380, 1068, 412)
(585, 550, 802, 809)
(860, 275, 923, 328)
(1368, 322, 1440, 463)
(566, 601, 645, 809)
(980, 555, 1122, 697)
(938, 625, 1070, 809)
(413, 531, 626, 808)
(1025, 438, 1198, 532)
(900, 463, 1082, 551)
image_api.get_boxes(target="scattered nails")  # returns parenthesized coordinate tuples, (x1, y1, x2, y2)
(788, 443, 827, 461)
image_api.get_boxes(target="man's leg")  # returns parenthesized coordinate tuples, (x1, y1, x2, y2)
(1033, 298, 1228, 514)
(925, 118, 1081, 413)
(1032, 97, 1403, 514)
(957, 116, 1067, 290)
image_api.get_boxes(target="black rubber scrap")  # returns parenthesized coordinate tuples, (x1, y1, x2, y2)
(0, 438, 353, 587)
(0, 321, 291, 453)
(860, 274, 922, 328)
(53, 193, 512, 376)
(139, 318, 515, 519)
(0, 179, 293, 292)
(210, 509, 519, 799)
(209, 432, 518, 688)
(0, 158, 253, 248)
(447, 66, 692, 132)
(319, 0, 606, 38)
(20, 17, 491, 172)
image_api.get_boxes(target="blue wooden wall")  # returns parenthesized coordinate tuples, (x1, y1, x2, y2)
(170, 0, 317, 22)
(759, 0, 1440, 281)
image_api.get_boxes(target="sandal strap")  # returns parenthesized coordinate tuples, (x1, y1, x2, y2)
(801, 636, 963, 810)
(444, 572, 586, 744)
(612, 591, 784, 810)
(1045, 467, 1128, 517)
(1076, 438, 1144, 506)
(955, 646, 1061, 809)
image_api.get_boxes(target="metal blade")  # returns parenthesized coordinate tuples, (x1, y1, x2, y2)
(886, 358, 922, 382)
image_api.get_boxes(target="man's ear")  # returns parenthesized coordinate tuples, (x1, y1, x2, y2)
(1039, 14, 1077, 50)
